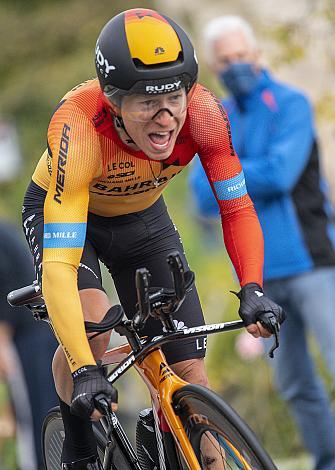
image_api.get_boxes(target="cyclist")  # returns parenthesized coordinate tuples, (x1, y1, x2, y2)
(22, 8, 284, 469)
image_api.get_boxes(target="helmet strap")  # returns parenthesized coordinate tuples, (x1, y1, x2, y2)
(114, 115, 124, 128)
(113, 115, 136, 145)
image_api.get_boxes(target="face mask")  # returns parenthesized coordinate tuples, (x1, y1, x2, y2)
(219, 63, 260, 98)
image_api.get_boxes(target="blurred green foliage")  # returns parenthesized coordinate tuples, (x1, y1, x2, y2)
(0, 383, 16, 468)
(1, 1, 333, 466)
(0, 0, 154, 218)
(267, 23, 306, 65)
(316, 92, 335, 122)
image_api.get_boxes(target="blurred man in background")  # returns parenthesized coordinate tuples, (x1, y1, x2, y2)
(0, 119, 58, 469)
(0, 219, 58, 469)
(189, 15, 335, 470)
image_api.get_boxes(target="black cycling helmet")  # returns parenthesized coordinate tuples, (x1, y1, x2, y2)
(95, 8, 198, 108)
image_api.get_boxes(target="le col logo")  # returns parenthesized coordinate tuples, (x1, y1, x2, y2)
(145, 80, 181, 94)
(72, 366, 87, 379)
(95, 44, 116, 78)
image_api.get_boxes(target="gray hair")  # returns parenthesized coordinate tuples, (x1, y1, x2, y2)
(203, 15, 258, 65)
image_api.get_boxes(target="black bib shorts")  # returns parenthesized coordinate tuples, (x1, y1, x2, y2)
(22, 181, 207, 364)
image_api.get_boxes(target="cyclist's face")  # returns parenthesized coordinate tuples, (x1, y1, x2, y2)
(121, 89, 188, 160)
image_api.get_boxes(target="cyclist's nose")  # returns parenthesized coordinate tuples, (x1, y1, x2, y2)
(152, 108, 174, 125)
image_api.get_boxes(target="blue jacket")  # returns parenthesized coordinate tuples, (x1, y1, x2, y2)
(189, 70, 335, 280)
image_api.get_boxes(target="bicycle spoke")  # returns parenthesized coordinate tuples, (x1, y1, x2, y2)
(199, 430, 248, 469)
(200, 431, 227, 469)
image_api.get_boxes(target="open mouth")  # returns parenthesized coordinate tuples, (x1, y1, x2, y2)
(148, 130, 173, 151)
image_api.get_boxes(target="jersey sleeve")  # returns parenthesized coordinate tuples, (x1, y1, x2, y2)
(188, 86, 264, 286)
(42, 100, 101, 372)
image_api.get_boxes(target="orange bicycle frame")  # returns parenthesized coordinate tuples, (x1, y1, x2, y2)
(102, 343, 201, 469)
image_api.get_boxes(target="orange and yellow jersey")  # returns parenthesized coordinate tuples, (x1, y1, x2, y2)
(33, 79, 264, 371)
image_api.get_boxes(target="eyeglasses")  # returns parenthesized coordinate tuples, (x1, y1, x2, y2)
(117, 89, 188, 123)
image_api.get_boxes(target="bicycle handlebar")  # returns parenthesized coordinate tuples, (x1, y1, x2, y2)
(259, 312, 280, 358)
(7, 251, 281, 357)
(133, 268, 151, 328)
(167, 252, 186, 301)
(132, 251, 191, 331)
(131, 251, 281, 356)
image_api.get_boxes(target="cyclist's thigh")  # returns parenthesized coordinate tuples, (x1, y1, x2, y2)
(93, 197, 207, 365)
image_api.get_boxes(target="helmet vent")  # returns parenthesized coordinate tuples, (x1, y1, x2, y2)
(132, 51, 183, 70)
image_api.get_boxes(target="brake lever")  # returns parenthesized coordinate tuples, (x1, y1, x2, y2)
(260, 314, 280, 359)
(94, 394, 109, 414)
(268, 322, 280, 359)
(94, 394, 115, 430)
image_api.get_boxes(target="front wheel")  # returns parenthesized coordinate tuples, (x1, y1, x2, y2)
(172, 385, 277, 470)
(41, 407, 107, 469)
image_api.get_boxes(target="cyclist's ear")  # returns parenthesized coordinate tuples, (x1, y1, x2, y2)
(102, 95, 121, 117)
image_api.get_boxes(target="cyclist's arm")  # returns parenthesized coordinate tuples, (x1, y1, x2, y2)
(188, 157, 219, 217)
(42, 101, 100, 372)
(188, 93, 314, 210)
(189, 86, 264, 287)
(241, 93, 314, 198)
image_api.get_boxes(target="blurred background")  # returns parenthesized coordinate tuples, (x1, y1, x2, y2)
(0, 0, 334, 468)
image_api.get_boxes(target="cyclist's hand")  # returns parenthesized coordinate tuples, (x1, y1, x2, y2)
(70, 364, 118, 420)
(233, 283, 285, 338)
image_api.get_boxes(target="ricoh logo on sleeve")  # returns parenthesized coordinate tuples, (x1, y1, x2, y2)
(227, 177, 245, 193)
(214, 171, 247, 201)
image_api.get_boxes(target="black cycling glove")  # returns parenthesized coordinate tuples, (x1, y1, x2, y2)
(232, 283, 285, 330)
(70, 364, 118, 419)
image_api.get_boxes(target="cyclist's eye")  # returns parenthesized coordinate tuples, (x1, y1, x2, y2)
(140, 99, 157, 108)
(168, 94, 182, 102)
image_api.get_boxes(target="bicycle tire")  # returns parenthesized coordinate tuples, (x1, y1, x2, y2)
(172, 384, 277, 470)
(41, 407, 133, 469)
